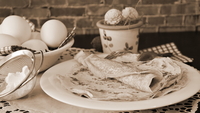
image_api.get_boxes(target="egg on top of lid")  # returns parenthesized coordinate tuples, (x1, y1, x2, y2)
(40, 19, 68, 48)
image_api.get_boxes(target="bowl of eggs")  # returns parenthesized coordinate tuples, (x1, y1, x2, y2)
(0, 15, 74, 72)
(33, 38, 74, 72)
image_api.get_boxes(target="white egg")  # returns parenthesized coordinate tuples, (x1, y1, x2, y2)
(1, 15, 32, 43)
(0, 34, 21, 48)
(0, 24, 2, 34)
(30, 32, 41, 39)
(21, 39, 49, 52)
(40, 19, 68, 48)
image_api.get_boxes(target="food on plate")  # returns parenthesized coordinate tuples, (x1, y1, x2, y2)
(74, 51, 164, 93)
(49, 51, 187, 101)
(40, 19, 68, 48)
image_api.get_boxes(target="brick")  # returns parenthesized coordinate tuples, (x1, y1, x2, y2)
(142, 0, 177, 4)
(13, 8, 50, 18)
(29, 19, 38, 28)
(74, 28, 83, 35)
(139, 17, 147, 24)
(68, 0, 100, 6)
(197, 26, 200, 32)
(39, 18, 51, 28)
(185, 0, 197, 2)
(197, 15, 200, 25)
(166, 16, 183, 25)
(0, 18, 3, 23)
(185, 15, 199, 25)
(87, 6, 110, 16)
(75, 28, 99, 35)
(50, 8, 85, 17)
(160, 3, 197, 14)
(148, 17, 165, 25)
(108, 6, 124, 10)
(137, 5, 159, 15)
(0, 0, 198, 34)
(160, 5, 172, 15)
(184, 2, 198, 14)
(0, 0, 29, 7)
(31, 0, 67, 7)
(59, 18, 74, 28)
(160, 4, 186, 15)
(83, 28, 100, 34)
(111, 0, 138, 5)
(140, 26, 158, 33)
(159, 26, 196, 32)
(39, 18, 74, 28)
(92, 17, 104, 28)
(76, 18, 93, 28)
(0, 8, 12, 17)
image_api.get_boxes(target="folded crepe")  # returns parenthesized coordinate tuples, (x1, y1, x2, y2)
(74, 51, 141, 78)
(74, 51, 163, 93)
(48, 65, 154, 101)
(49, 51, 187, 101)
(137, 57, 182, 76)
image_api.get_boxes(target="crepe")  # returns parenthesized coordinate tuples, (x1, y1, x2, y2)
(117, 72, 162, 93)
(48, 63, 154, 101)
(153, 72, 187, 97)
(49, 51, 187, 101)
(74, 51, 140, 78)
(74, 51, 163, 93)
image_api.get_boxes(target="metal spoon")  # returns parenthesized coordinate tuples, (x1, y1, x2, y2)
(58, 26, 76, 49)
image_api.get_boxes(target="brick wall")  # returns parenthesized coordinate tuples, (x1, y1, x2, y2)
(0, 0, 199, 34)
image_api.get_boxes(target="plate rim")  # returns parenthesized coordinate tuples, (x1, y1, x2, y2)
(40, 57, 200, 111)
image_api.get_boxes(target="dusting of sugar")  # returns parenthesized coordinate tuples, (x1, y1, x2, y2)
(0, 66, 29, 95)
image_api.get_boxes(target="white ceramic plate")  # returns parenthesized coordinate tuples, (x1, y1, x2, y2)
(40, 59, 200, 111)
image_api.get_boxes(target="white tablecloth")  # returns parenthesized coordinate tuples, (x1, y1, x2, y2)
(0, 48, 199, 113)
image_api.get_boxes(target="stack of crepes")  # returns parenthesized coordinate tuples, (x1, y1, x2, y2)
(49, 51, 188, 101)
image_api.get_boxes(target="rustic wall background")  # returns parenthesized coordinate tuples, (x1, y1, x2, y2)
(0, 0, 199, 35)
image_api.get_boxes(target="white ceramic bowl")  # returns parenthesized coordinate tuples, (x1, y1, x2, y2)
(35, 38, 74, 72)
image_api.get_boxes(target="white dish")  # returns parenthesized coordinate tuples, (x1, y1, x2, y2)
(40, 58, 200, 111)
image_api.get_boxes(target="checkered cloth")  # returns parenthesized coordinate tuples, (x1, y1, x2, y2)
(0, 45, 36, 56)
(138, 42, 193, 63)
